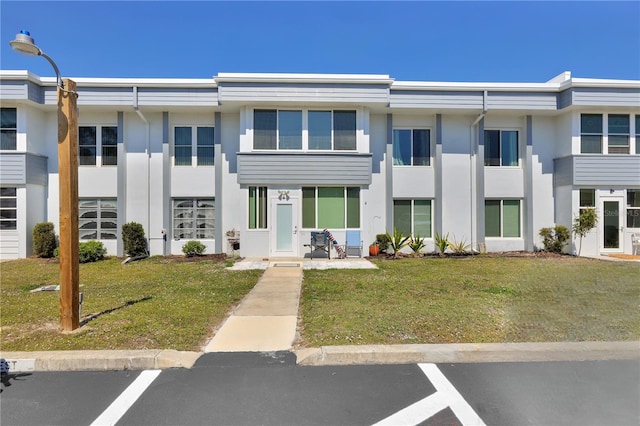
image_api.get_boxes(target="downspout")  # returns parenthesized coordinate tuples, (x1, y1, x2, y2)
(133, 86, 152, 253)
(470, 90, 488, 252)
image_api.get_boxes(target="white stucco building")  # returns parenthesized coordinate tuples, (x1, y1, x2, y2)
(1, 70, 639, 259)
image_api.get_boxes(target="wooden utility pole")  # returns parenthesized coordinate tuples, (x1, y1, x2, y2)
(58, 78, 80, 331)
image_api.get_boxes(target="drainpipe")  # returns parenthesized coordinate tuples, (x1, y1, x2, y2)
(132, 86, 152, 253)
(470, 91, 488, 252)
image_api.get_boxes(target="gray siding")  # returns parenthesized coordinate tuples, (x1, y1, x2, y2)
(390, 90, 483, 109)
(554, 155, 640, 186)
(0, 153, 48, 185)
(558, 89, 572, 109)
(27, 81, 44, 104)
(486, 91, 557, 110)
(0, 81, 28, 100)
(237, 153, 372, 185)
(220, 83, 389, 104)
(569, 88, 640, 107)
(138, 88, 218, 106)
(76, 87, 134, 106)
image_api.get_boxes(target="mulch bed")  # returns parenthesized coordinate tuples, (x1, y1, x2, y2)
(366, 251, 573, 260)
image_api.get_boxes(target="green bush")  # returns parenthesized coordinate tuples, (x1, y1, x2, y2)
(78, 240, 107, 263)
(408, 234, 426, 256)
(182, 240, 206, 257)
(434, 232, 451, 256)
(539, 225, 570, 253)
(32, 222, 57, 258)
(122, 222, 147, 257)
(385, 228, 410, 259)
(375, 233, 391, 251)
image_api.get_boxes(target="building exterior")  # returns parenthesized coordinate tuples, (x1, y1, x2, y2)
(1, 70, 639, 260)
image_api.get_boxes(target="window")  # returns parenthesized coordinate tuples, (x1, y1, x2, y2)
(485, 200, 520, 237)
(174, 126, 215, 166)
(254, 109, 356, 151)
(79, 198, 117, 240)
(393, 199, 432, 238)
(579, 189, 596, 215)
(485, 130, 518, 166)
(393, 129, 430, 166)
(636, 116, 640, 155)
(79, 126, 118, 166)
(1, 108, 17, 150)
(580, 114, 603, 154)
(173, 198, 215, 239)
(608, 115, 629, 154)
(302, 187, 359, 229)
(249, 187, 267, 229)
(627, 190, 640, 228)
(0, 187, 17, 230)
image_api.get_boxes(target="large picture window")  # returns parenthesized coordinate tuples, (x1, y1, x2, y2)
(248, 187, 267, 229)
(0, 187, 17, 230)
(485, 130, 518, 166)
(173, 198, 215, 239)
(79, 125, 118, 166)
(485, 199, 521, 237)
(254, 109, 356, 151)
(302, 187, 359, 229)
(79, 198, 117, 240)
(174, 126, 214, 166)
(1, 108, 17, 151)
(627, 190, 640, 229)
(393, 199, 432, 237)
(393, 129, 430, 166)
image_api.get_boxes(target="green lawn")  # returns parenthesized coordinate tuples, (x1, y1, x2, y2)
(0, 257, 262, 351)
(299, 256, 640, 347)
(2, 255, 638, 352)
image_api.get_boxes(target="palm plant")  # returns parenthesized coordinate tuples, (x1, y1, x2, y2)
(408, 234, 426, 256)
(386, 228, 411, 259)
(434, 232, 451, 257)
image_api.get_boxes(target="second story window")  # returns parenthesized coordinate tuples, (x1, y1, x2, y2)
(79, 126, 118, 166)
(608, 114, 629, 154)
(174, 126, 215, 166)
(580, 114, 603, 154)
(1, 108, 17, 151)
(485, 130, 518, 166)
(393, 129, 430, 166)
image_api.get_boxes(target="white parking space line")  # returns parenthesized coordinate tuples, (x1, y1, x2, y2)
(90, 369, 161, 426)
(373, 363, 485, 426)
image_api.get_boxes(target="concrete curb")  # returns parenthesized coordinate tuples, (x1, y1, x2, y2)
(0, 350, 201, 372)
(294, 341, 640, 366)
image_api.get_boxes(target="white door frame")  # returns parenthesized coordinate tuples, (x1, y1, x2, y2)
(599, 195, 624, 253)
(269, 197, 299, 257)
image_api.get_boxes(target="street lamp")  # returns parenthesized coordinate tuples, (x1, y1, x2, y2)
(10, 30, 80, 331)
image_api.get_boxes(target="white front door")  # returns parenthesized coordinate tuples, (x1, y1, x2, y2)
(600, 196, 624, 253)
(270, 198, 299, 257)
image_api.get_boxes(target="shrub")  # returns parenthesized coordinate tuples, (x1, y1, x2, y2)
(450, 235, 471, 254)
(182, 240, 206, 257)
(122, 222, 147, 257)
(408, 234, 426, 256)
(539, 225, 570, 253)
(78, 240, 107, 263)
(386, 228, 410, 259)
(375, 233, 391, 251)
(32, 222, 57, 258)
(434, 232, 451, 256)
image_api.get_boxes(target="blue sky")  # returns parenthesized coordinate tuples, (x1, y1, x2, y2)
(1, 1, 639, 82)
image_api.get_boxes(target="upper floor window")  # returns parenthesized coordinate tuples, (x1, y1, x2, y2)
(608, 114, 629, 154)
(254, 109, 356, 151)
(485, 130, 518, 166)
(580, 114, 603, 154)
(393, 199, 432, 238)
(79, 126, 118, 166)
(79, 198, 117, 240)
(627, 190, 640, 229)
(174, 126, 215, 166)
(635, 115, 640, 155)
(393, 129, 430, 166)
(248, 186, 268, 229)
(302, 186, 360, 229)
(1, 108, 17, 151)
(485, 199, 521, 237)
(173, 198, 215, 239)
(0, 187, 17, 230)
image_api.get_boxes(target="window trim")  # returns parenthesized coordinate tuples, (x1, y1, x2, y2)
(78, 125, 118, 166)
(484, 129, 520, 167)
(172, 125, 215, 167)
(485, 199, 522, 238)
(392, 128, 432, 167)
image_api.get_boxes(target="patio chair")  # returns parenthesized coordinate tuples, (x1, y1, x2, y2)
(632, 233, 640, 255)
(345, 230, 363, 257)
(306, 231, 331, 259)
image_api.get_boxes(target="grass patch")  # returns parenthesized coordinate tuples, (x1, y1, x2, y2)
(0, 257, 262, 351)
(299, 257, 640, 346)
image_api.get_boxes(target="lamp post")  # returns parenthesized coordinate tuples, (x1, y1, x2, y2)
(10, 30, 80, 331)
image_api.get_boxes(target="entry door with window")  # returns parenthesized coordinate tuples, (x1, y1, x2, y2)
(601, 197, 624, 252)
(270, 198, 299, 257)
